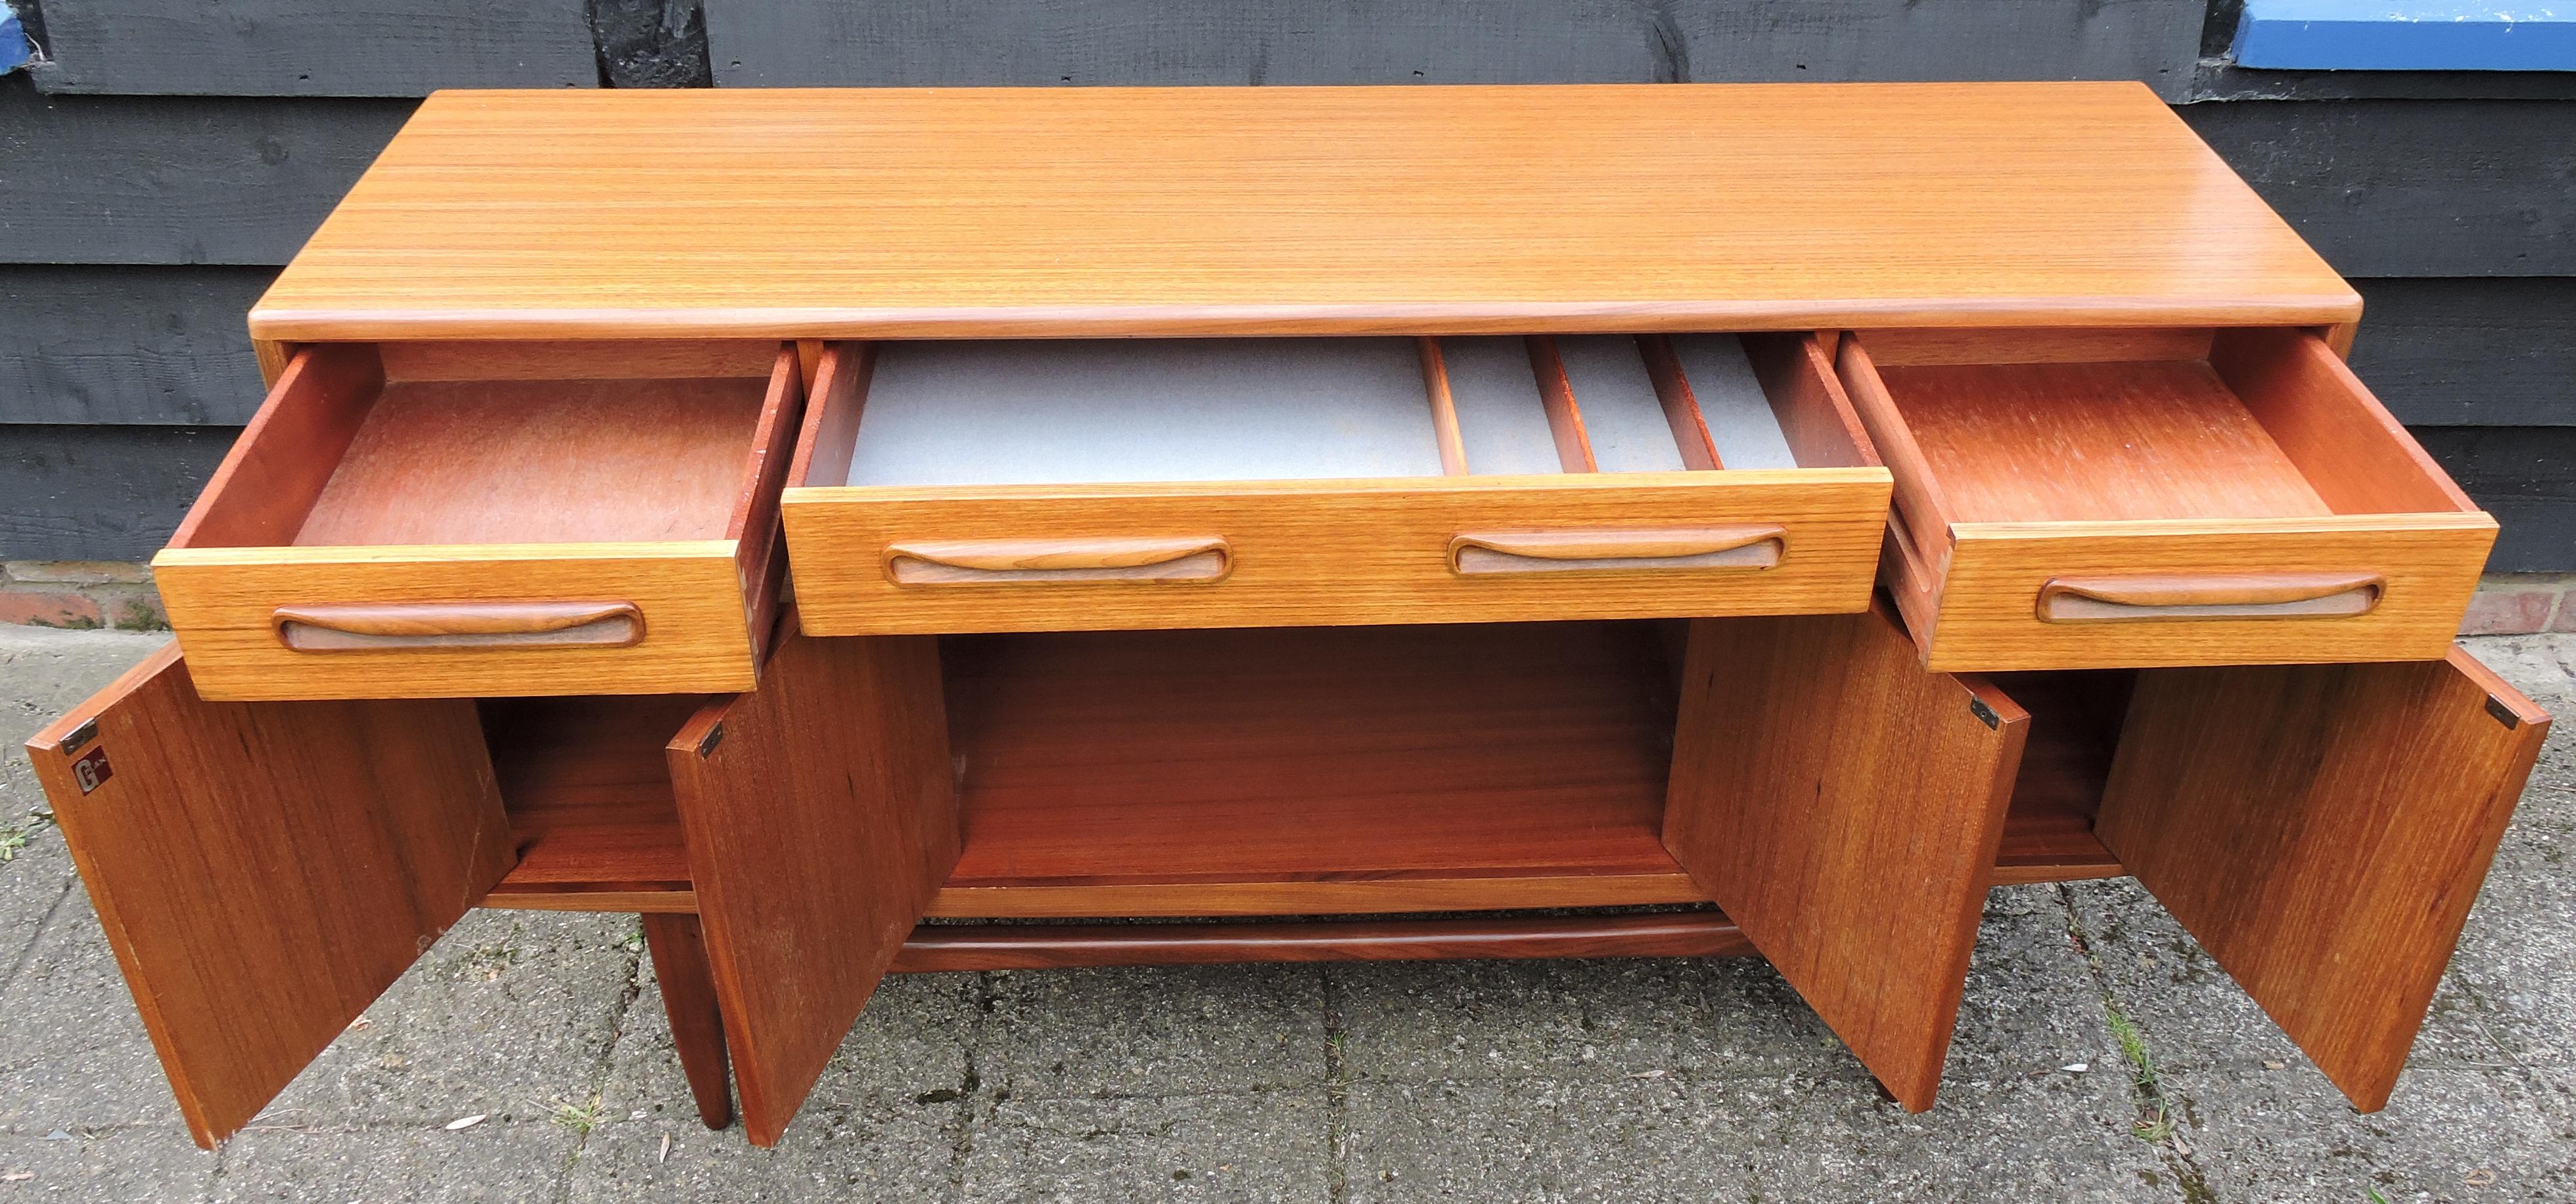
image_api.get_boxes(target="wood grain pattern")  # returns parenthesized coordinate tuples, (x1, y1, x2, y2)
(1447, 527, 1783, 575)
(887, 914, 1754, 972)
(22, 646, 511, 1148)
(1839, 329, 2496, 670)
(2211, 327, 2476, 517)
(1415, 337, 1471, 475)
(469, 630, 2134, 919)
(2095, 651, 2552, 1111)
(272, 600, 645, 649)
(722, 348, 806, 662)
(375, 340, 783, 381)
(153, 542, 758, 699)
(2035, 573, 2382, 623)
(785, 472, 1888, 635)
(885, 537, 1232, 584)
(783, 342, 875, 491)
(1833, 335, 1958, 567)
(785, 329, 1887, 632)
(1525, 336, 1599, 473)
(1858, 326, 2214, 367)
(667, 622, 958, 1147)
(1875, 359, 2331, 524)
(168, 345, 384, 549)
(482, 693, 704, 910)
(1637, 335, 1724, 471)
(1924, 517, 2495, 670)
(641, 914, 735, 1132)
(1663, 607, 2028, 1112)
(1989, 669, 2132, 886)
(290, 377, 768, 546)
(1742, 333, 1878, 471)
(247, 84, 2355, 341)
(935, 622, 1699, 916)
(156, 341, 797, 700)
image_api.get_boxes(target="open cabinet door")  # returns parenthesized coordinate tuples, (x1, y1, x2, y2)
(22, 645, 510, 1147)
(666, 618, 958, 1146)
(2096, 649, 2550, 1111)
(1663, 607, 2028, 1111)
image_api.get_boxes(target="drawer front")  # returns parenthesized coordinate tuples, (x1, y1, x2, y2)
(785, 470, 1891, 636)
(1914, 517, 2496, 672)
(154, 542, 757, 700)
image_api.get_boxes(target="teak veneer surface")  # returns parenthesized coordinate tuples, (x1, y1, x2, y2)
(936, 622, 1695, 915)
(2096, 652, 2551, 1113)
(483, 693, 701, 904)
(1664, 608, 2028, 1113)
(24, 647, 513, 1148)
(474, 622, 2127, 916)
(665, 625, 958, 1147)
(294, 378, 768, 546)
(1879, 361, 2332, 524)
(249, 83, 2355, 346)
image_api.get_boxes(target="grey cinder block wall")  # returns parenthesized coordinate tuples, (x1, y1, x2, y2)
(1, 1, 2568, 605)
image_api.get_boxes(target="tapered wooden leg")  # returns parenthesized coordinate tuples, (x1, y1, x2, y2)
(642, 914, 734, 1130)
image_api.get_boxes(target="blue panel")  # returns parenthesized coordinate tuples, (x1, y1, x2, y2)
(1, 12, 27, 74)
(2236, 1, 2576, 71)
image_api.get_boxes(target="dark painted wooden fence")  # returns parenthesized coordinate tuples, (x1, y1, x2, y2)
(3, 0, 2567, 568)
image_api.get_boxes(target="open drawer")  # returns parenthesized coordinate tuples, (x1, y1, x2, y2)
(1837, 327, 2497, 670)
(781, 333, 1893, 635)
(152, 341, 803, 701)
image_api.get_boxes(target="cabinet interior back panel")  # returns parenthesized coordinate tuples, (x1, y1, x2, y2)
(846, 338, 1450, 486)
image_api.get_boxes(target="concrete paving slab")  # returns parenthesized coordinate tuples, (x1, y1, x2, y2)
(564, 948, 971, 1199)
(1331, 949, 1839, 1087)
(800, 971, 982, 1114)
(959, 1090, 1331, 1203)
(570, 1101, 958, 1203)
(0, 883, 186, 1132)
(260, 910, 643, 1124)
(2159, 1065, 2576, 1203)
(0, 627, 167, 745)
(978, 964, 1327, 1100)
(0, 826, 77, 999)
(0, 1126, 215, 1201)
(0, 626, 162, 1002)
(208, 1121, 578, 1203)
(1344, 1069, 2171, 1203)
(1948, 883, 2127, 1077)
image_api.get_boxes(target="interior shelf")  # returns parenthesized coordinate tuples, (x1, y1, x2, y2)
(480, 621, 2125, 916)
(934, 622, 1697, 915)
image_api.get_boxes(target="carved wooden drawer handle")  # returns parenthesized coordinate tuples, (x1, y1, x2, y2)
(885, 537, 1232, 585)
(273, 601, 645, 651)
(2036, 573, 2385, 623)
(1449, 526, 1787, 575)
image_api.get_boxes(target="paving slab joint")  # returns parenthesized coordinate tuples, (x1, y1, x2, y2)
(551, 931, 646, 1204)
(2058, 883, 2219, 1203)
(1320, 963, 1352, 1203)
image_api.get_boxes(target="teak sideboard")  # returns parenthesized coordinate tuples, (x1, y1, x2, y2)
(22, 83, 2552, 1150)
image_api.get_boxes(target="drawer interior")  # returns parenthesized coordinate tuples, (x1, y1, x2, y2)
(478, 621, 2127, 915)
(1845, 327, 2476, 534)
(172, 340, 795, 550)
(798, 333, 1874, 490)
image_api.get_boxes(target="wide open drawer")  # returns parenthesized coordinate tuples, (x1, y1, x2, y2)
(153, 341, 802, 701)
(1837, 327, 2496, 671)
(782, 333, 1893, 635)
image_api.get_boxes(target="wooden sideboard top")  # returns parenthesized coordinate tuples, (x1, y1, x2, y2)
(250, 82, 2358, 344)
